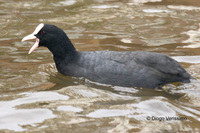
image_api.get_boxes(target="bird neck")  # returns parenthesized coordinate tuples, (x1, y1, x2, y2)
(51, 38, 79, 75)
(48, 36, 77, 60)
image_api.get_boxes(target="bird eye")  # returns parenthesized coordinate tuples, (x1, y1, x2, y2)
(41, 31, 45, 35)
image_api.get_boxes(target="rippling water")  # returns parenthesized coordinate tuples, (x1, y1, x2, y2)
(0, 0, 200, 132)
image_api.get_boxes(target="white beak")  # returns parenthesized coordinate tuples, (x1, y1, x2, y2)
(22, 23, 44, 54)
(22, 34, 38, 54)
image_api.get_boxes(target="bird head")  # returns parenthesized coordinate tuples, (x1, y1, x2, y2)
(22, 23, 68, 54)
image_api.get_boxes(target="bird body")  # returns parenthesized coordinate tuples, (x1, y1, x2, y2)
(54, 50, 191, 88)
(22, 23, 192, 88)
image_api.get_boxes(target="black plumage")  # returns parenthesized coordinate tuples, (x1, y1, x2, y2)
(22, 24, 193, 88)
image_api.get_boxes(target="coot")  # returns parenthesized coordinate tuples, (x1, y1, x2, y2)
(22, 23, 193, 88)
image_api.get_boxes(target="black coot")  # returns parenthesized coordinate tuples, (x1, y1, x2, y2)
(22, 23, 193, 88)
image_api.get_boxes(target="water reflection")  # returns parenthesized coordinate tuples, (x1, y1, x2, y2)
(0, 91, 69, 131)
(0, 108, 54, 131)
(86, 109, 133, 118)
(173, 56, 200, 63)
(57, 105, 83, 112)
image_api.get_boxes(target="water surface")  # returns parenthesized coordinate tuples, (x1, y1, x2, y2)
(0, 0, 200, 132)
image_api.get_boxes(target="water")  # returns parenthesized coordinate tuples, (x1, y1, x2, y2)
(0, 0, 200, 132)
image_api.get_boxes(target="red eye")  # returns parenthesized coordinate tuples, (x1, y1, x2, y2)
(41, 31, 45, 35)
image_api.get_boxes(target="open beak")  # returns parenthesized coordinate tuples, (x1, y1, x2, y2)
(21, 23, 44, 54)
(22, 34, 39, 54)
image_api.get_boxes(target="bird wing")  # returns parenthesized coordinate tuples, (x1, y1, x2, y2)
(77, 51, 191, 81)
(132, 51, 185, 75)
